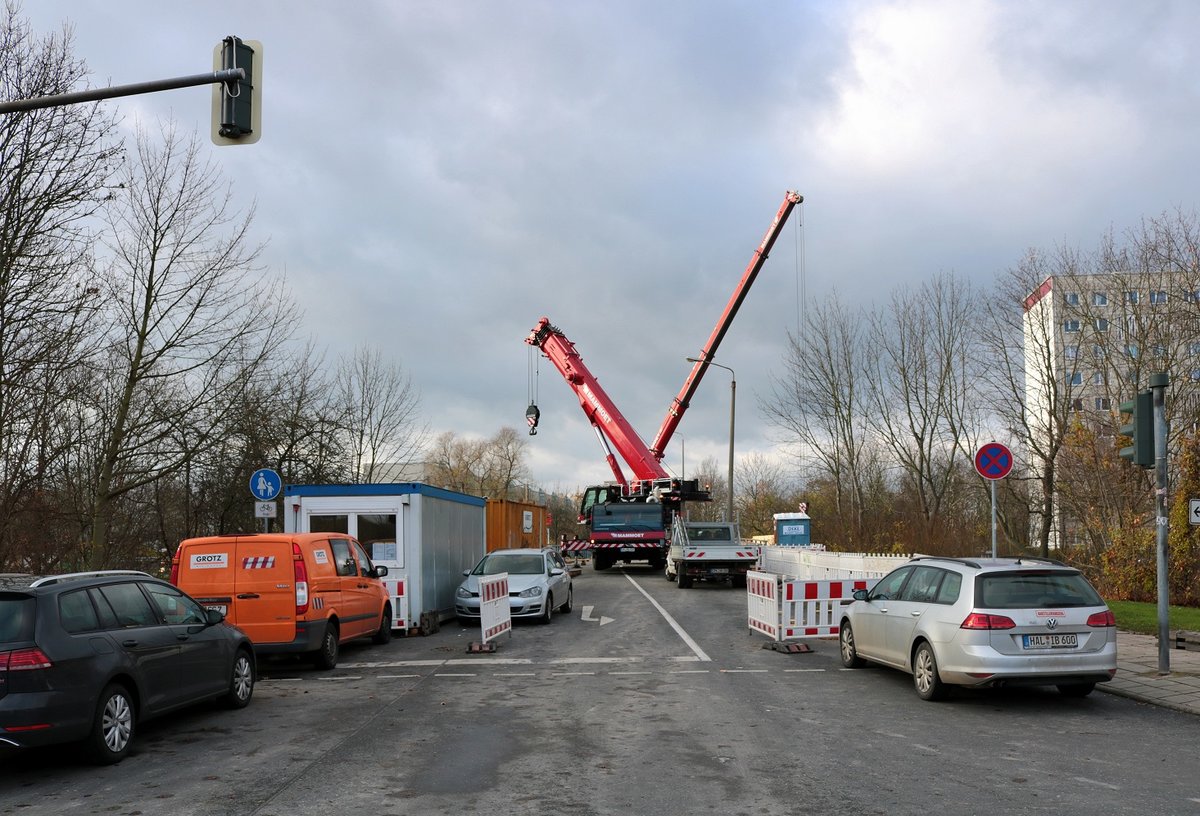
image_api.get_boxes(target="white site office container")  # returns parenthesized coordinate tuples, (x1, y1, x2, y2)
(283, 483, 486, 633)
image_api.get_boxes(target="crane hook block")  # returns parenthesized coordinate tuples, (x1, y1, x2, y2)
(526, 403, 541, 436)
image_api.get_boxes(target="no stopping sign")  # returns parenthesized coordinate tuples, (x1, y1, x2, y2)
(974, 442, 1013, 480)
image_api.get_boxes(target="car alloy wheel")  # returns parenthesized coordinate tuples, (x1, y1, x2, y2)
(89, 684, 135, 765)
(224, 650, 255, 709)
(840, 622, 864, 668)
(913, 642, 948, 701)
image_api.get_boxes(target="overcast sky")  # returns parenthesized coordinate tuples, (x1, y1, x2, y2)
(21, 1, 1200, 494)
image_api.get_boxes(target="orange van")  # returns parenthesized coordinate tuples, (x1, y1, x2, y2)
(171, 532, 391, 669)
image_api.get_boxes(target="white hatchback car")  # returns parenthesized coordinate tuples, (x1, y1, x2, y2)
(838, 556, 1117, 701)
(454, 548, 574, 625)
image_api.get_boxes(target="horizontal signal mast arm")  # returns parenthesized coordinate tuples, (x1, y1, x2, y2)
(526, 318, 668, 484)
(649, 190, 802, 458)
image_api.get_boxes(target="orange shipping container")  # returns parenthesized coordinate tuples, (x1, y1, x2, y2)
(486, 499, 548, 552)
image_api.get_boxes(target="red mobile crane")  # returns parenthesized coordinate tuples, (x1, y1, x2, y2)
(526, 191, 802, 571)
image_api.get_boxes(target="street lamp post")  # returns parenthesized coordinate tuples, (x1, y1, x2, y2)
(686, 357, 736, 522)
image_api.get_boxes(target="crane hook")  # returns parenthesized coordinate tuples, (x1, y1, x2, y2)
(526, 402, 541, 436)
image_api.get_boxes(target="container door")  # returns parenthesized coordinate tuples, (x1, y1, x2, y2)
(233, 538, 296, 646)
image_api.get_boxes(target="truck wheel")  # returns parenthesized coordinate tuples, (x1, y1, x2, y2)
(593, 555, 610, 571)
(665, 562, 675, 581)
(313, 622, 339, 670)
(677, 564, 692, 589)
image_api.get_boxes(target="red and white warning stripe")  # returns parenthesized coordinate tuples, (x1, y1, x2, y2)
(241, 556, 276, 569)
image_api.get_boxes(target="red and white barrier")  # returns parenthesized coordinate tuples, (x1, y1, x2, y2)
(747, 571, 876, 643)
(478, 573, 511, 644)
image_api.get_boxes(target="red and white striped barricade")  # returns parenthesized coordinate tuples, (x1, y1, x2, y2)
(748, 571, 876, 643)
(386, 577, 408, 631)
(478, 573, 511, 644)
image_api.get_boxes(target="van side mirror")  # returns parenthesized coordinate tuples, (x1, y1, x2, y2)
(373, 565, 389, 578)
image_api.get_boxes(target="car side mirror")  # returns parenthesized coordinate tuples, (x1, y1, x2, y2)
(206, 608, 226, 625)
(462, 569, 470, 576)
(373, 565, 389, 578)
(550, 568, 564, 577)
(852, 589, 869, 602)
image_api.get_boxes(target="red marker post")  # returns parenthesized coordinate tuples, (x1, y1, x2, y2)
(974, 442, 1013, 558)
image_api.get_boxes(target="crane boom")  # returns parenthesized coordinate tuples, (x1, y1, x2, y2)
(525, 318, 669, 487)
(648, 190, 802, 459)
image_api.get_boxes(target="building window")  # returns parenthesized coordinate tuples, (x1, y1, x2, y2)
(1064, 292, 1080, 306)
(1093, 343, 1107, 358)
(1093, 372, 1104, 386)
(1153, 344, 1166, 357)
(1065, 345, 1079, 360)
(1092, 292, 1108, 306)
(1126, 344, 1139, 358)
(1150, 290, 1168, 305)
(1094, 397, 1111, 410)
(1187, 291, 1200, 303)
(1192, 370, 1200, 382)
(1063, 319, 1081, 333)
(1126, 290, 1140, 304)
(1190, 343, 1200, 356)
(1067, 372, 1083, 386)
(1071, 398, 1084, 411)
(1095, 317, 1109, 332)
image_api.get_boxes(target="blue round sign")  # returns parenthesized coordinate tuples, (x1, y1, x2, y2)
(249, 468, 281, 501)
(974, 443, 1013, 481)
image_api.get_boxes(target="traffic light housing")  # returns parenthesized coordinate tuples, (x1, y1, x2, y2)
(211, 37, 262, 146)
(1118, 389, 1153, 468)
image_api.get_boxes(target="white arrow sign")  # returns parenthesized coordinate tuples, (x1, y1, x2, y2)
(580, 605, 614, 626)
(1190, 498, 1200, 526)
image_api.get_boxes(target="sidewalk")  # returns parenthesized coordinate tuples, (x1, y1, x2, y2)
(1103, 630, 1200, 715)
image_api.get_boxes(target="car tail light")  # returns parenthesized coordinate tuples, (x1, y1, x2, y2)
(961, 612, 1016, 630)
(294, 543, 309, 616)
(0, 648, 52, 671)
(169, 553, 180, 585)
(1087, 610, 1116, 627)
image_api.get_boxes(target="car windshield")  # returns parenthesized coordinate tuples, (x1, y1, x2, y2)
(474, 554, 545, 576)
(0, 596, 35, 643)
(976, 570, 1104, 609)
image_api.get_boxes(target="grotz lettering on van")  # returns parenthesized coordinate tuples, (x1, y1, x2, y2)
(190, 553, 229, 569)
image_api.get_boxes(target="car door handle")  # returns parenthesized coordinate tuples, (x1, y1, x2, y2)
(176, 633, 190, 641)
(236, 593, 260, 599)
(911, 610, 922, 617)
(121, 640, 138, 647)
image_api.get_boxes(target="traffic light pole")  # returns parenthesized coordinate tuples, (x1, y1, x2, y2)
(1151, 372, 1170, 675)
(0, 69, 245, 114)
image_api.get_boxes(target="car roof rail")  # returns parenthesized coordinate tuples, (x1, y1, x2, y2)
(1010, 556, 1068, 567)
(910, 555, 983, 569)
(29, 569, 156, 588)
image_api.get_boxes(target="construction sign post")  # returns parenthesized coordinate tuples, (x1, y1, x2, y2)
(974, 442, 1013, 558)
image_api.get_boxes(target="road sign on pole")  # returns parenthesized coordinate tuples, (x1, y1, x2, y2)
(249, 469, 281, 501)
(974, 442, 1013, 481)
(974, 443, 1013, 560)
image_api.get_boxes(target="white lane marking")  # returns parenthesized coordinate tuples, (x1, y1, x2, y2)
(495, 672, 537, 677)
(610, 671, 653, 676)
(547, 656, 641, 664)
(379, 674, 422, 679)
(317, 675, 362, 681)
(551, 672, 596, 676)
(783, 669, 827, 673)
(720, 669, 767, 673)
(670, 670, 711, 674)
(581, 605, 615, 626)
(1073, 777, 1120, 791)
(434, 673, 477, 678)
(624, 573, 712, 662)
(444, 658, 532, 665)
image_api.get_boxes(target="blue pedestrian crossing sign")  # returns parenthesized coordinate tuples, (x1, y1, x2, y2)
(249, 468, 281, 501)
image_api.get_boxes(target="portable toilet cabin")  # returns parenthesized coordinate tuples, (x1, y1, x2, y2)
(284, 483, 485, 634)
(773, 511, 811, 547)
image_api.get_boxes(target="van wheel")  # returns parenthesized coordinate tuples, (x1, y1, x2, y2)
(372, 606, 392, 645)
(313, 623, 339, 670)
(87, 683, 135, 765)
(222, 649, 255, 709)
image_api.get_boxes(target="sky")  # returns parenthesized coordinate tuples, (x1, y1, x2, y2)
(19, 1, 1200, 495)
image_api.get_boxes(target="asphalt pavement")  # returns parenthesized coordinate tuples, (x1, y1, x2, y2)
(1105, 630, 1200, 715)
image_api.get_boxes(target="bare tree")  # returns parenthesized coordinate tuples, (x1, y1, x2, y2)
(82, 121, 293, 567)
(761, 294, 878, 546)
(424, 428, 532, 499)
(336, 345, 426, 482)
(864, 274, 979, 550)
(0, 3, 120, 568)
